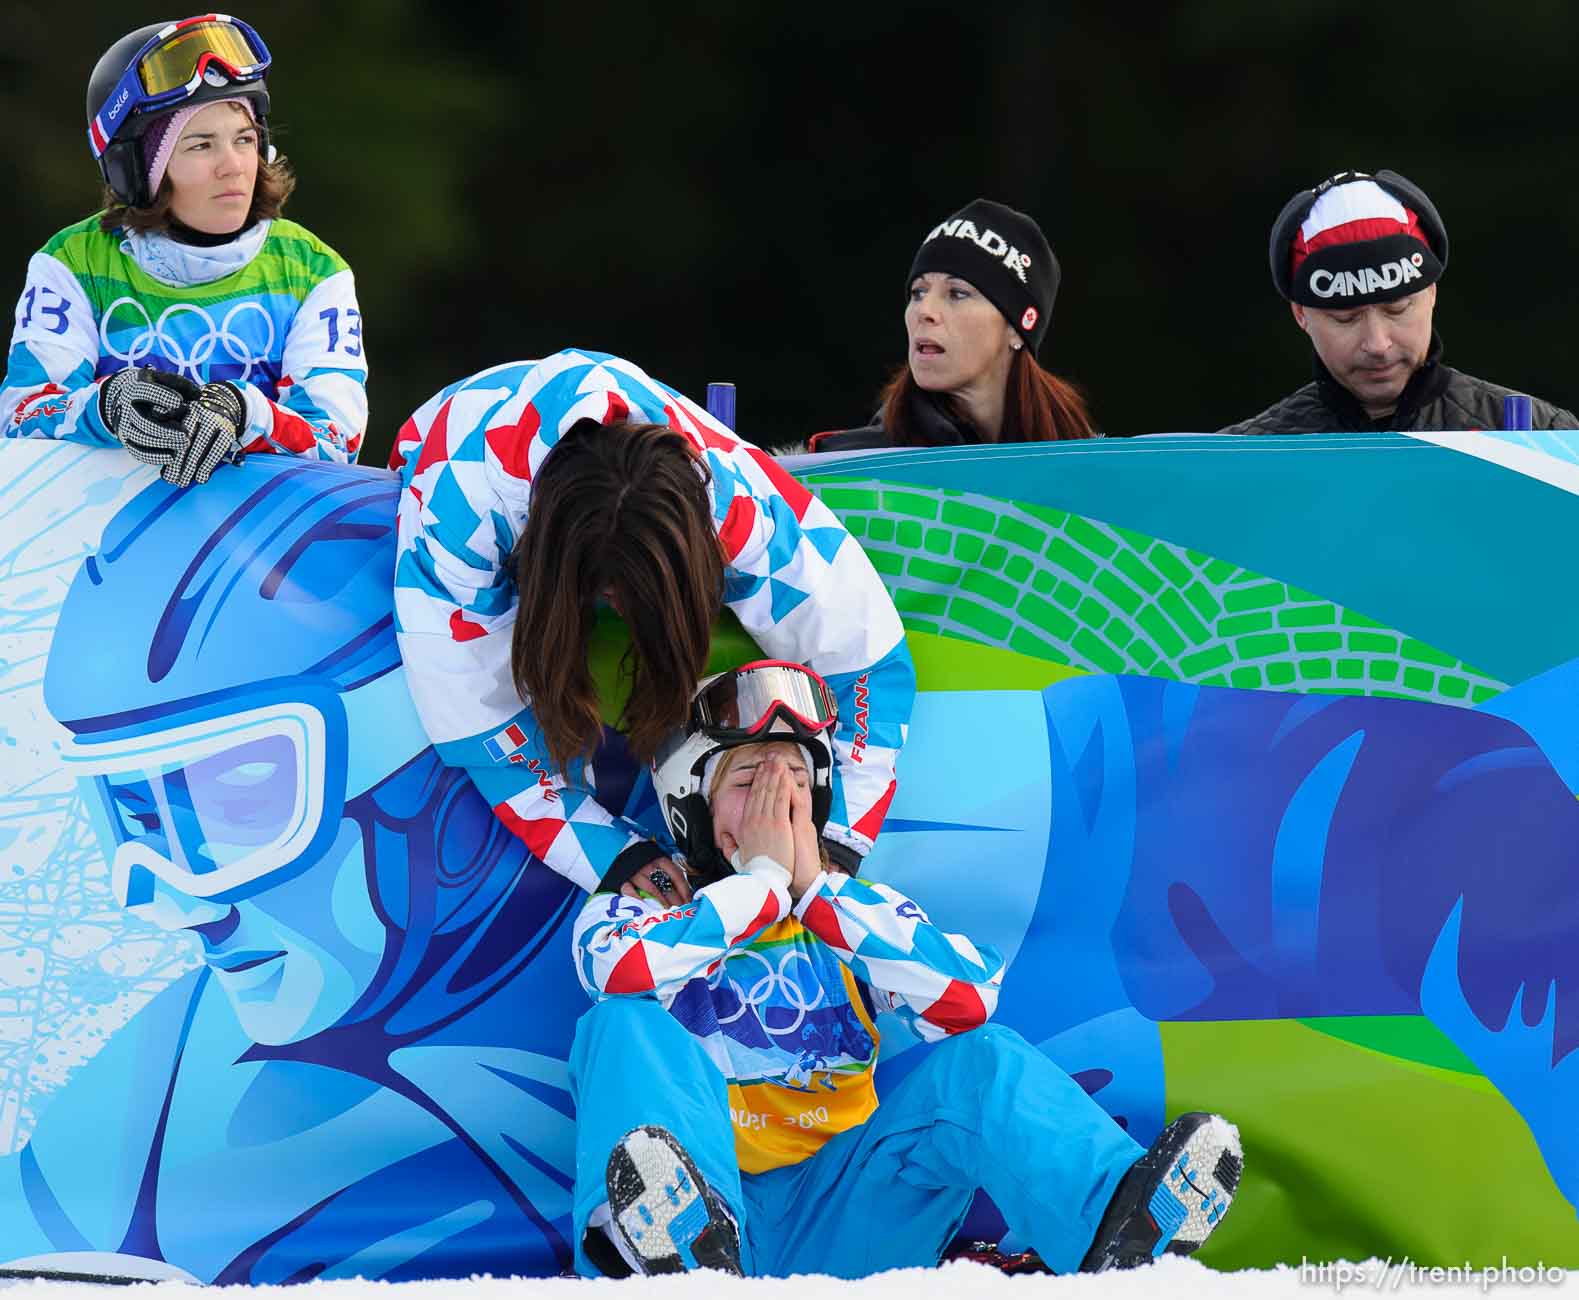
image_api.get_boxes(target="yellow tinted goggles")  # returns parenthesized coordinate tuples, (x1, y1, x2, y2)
(137, 19, 267, 96)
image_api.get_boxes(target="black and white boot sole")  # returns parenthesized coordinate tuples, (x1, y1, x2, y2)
(1081, 1111, 1243, 1272)
(606, 1125, 742, 1275)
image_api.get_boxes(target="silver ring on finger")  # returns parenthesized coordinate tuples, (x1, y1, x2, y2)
(647, 867, 676, 896)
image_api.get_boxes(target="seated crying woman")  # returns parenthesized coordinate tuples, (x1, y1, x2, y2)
(570, 660, 1242, 1278)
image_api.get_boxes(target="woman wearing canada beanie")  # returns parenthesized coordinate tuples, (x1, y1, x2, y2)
(814, 199, 1094, 452)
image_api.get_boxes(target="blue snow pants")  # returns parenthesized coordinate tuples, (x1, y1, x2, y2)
(568, 997, 1144, 1278)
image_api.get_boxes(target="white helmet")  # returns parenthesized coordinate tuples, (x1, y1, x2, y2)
(651, 660, 837, 880)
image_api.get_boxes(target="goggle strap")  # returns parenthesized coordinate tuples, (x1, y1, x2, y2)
(696, 702, 836, 747)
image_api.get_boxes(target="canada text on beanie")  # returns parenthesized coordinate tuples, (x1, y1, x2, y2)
(907, 198, 1060, 353)
(1269, 170, 1448, 308)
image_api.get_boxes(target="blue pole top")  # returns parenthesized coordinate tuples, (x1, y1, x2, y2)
(706, 382, 737, 431)
(1503, 393, 1533, 431)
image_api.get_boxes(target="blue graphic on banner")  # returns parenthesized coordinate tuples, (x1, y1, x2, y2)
(0, 459, 590, 1279)
(1, 436, 1577, 1278)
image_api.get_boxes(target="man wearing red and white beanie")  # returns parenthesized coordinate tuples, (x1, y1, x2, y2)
(1220, 170, 1575, 434)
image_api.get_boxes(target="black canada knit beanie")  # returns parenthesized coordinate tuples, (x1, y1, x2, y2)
(906, 198, 1059, 353)
(1269, 170, 1448, 307)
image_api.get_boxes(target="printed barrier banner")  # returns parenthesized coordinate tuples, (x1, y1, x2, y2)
(0, 429, 1575, 1281)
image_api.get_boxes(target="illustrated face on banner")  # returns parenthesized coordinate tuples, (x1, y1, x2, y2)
(65, 694, 390, 1047)
(115, 817, 384, 1045)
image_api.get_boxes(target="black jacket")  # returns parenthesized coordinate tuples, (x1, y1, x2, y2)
(810, 389, 974, 454)
(1219, 334, 1577, 435)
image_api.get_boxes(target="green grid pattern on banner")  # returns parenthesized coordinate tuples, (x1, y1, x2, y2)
(804, 477, 1505, 705)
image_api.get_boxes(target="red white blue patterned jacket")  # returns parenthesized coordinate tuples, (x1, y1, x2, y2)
(573, 858, 1003, 1171)
(391, 350, 915, 892)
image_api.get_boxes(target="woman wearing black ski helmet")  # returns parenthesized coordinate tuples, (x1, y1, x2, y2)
(0, 15, 368, 487)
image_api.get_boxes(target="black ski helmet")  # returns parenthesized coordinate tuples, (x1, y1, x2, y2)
(86, 18, 272, 208)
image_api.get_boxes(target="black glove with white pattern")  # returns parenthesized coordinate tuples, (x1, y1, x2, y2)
(100, 366, 196, 473)
(98, 368, 244, 487)
(167, 379, 246, 487)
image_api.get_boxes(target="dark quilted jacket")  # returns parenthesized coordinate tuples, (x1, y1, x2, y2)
(1219, 334, 1577, 435)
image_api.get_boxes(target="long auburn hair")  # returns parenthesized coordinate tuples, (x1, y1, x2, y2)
(879, 348, 1095, 444)
(511, 420, 724, 773)
(99, 104, 296, 235)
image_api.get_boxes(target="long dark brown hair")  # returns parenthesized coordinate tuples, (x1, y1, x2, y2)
(99, 105, 296, 235)
(511, 420, 724, 773)
(879, 348, 1096, 444)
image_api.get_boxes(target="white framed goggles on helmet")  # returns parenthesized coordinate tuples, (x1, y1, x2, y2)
(89, 15, 271, 158)
(64, 700, 339, 905)
(688, 659, 838, 743)
(652, 661, 837, 879)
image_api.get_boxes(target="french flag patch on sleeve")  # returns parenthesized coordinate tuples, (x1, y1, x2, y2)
(483, 722, 529, 763)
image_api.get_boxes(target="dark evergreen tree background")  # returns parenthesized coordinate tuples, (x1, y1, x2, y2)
(4, 2, 1576, 464)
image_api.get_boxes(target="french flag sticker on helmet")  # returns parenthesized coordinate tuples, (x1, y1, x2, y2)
(483, 722, 530, 763)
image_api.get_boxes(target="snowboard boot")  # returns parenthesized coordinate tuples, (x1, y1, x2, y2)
(605, 1125, 743, 1275)
(1080, 1111, 1242, 1272)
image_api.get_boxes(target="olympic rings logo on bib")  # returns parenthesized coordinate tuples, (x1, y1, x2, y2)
(99, 297, 277, 381)
(710, 947, 826, 1033)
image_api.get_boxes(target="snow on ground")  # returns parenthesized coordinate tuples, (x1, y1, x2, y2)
(2, 1258, 1574, 1299)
